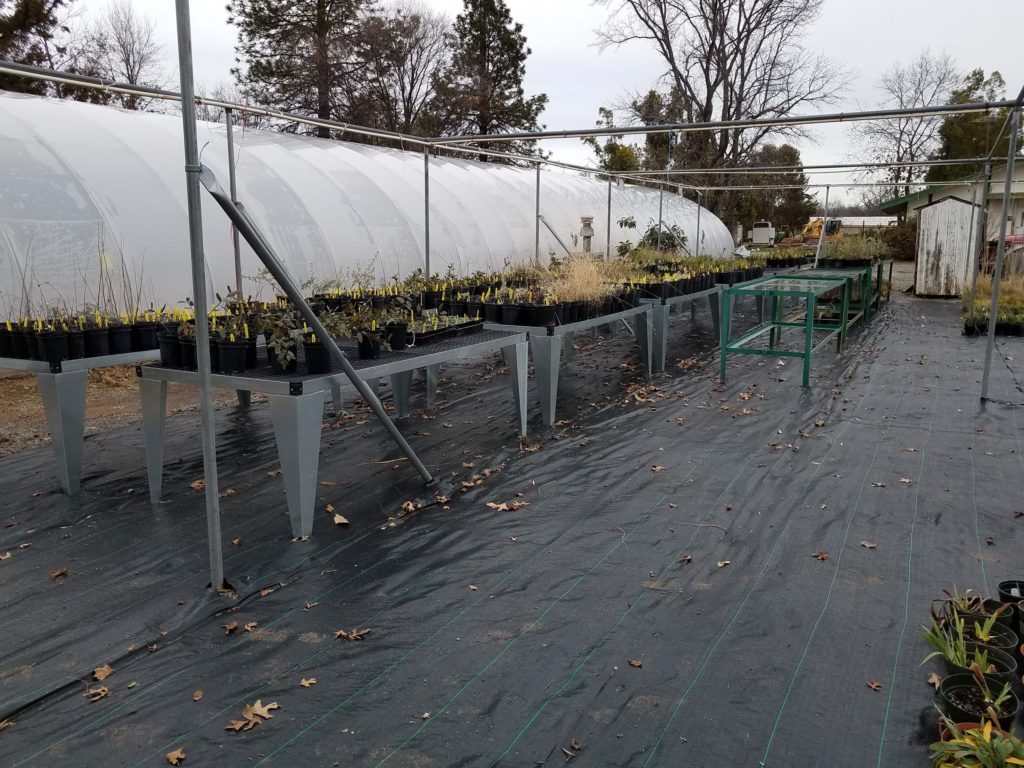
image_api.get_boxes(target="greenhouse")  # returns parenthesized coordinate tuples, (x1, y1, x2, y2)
(0, 92, 733, 311)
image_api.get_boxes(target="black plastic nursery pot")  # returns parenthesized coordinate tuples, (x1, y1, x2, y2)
(301, 342, 332, 375)
(962, 622, 1019, 652)
(180, 339, 197, 370)
(157, 333, 182, 368)
(370, 295, 390, 310)
(0, 328, 12, 358)
(131, 322, 160, 351)
(938, 672, 1019, 731)
(447, 299, 467, 317)
(216, 340, 249, 375)
(465, 299, 484, 321)
(483, 303, 502, 323)
(108, 326, 133, 355)
(37, 330, 69, 366)
(943, 644, 1019, 685)
(9, 329, 29, 359)
(500, 304, 522, 325)
(246, 339, 258, 369)
(420, 290, 442, 310)
(357, 332, 383, 359)
(66, 330, 85, 360)
(83, 328, 110, 358)
(268, 347, 297, 373)
(385, 322, 409, 351)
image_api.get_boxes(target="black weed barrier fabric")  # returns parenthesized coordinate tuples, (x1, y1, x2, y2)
(1, 298, 1023, 767)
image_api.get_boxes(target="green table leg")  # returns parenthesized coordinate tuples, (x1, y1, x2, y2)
(803, 295, 815, 388)
(719, 290, 732, 381)
(838, 280, 850, 350)
(769, 294, 780, 349)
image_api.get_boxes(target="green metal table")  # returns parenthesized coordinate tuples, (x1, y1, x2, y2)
(719, 276, 851, 388)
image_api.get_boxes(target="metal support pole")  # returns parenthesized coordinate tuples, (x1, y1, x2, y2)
(606, 177, 612, 261)
(981, 106, 1021, 400)
(695, 190, 702, 257)
(814, 185, 831, 267)
(225, 106, 242, 300)
(657, 182, 665, 251)
(174, 0, 223, 590)
(423, 146, 430, 276)
(967, 163, 993, 322)
(534, 163, 541, 262)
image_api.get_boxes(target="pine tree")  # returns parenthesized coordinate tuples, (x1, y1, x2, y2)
(431, 0, 547, 159)
(228, 0, 373, 139)
(0, 0, 73, 94)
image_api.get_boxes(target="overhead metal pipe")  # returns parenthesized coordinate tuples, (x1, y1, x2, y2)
(981, 102, 1022, 401)
(430, 99, 1020, 145)
(622, 157, 1004, 176)
(173, 0, 224, 590)
(198, 166, 435, 483)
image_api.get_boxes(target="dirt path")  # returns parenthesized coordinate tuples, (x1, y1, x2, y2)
(0, 366, 243, 456)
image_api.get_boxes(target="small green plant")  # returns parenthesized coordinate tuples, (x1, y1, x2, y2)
(971, 605, 1010, 644)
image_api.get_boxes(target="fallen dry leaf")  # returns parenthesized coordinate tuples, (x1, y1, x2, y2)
(335, 628, 371, 641)
(225, 720, 248, 732)
(627, 659, 643, 668)
(93, 664, 113, 682)
(867, 680, 882, 691)
(871, 482, 886, 488)
(218, 488, 235, 498)
(859, 540, 877, 549)
(651, 465, 665, 473)
(325, 504, 335, 513)
(246, 699, 279, 721)
(223, 621, 238, 635)
(419, 712, 431, 720)
(231, 538, 242, 546)
(304, 601, 319, 611)
(811, 552, 829, 561)
(0, 720, 13, 732)
(716, 560, 730, 568)
(267, 469, 281, 477)
(49, 567, 69, 581)
(244, 622, 258, 632)
(84, 686, 109, 702)
(291, 535, 310, 542)
(986, 536, 995, 546)
(333, 513, 350, 526)
(680, 554, 692, 564)
(899, 478, 912, 484)
(166, 747, 186, 765)
(927, 671, 941, 691)
(0, 552, 11, 561)
(190, 479, 205, 492)
(192, 689, 203, 702)
(300, 678, 317, 688)
(320, 481, 337, 487)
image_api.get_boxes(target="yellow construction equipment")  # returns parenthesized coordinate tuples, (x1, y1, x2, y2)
(779, 218, 843, 247)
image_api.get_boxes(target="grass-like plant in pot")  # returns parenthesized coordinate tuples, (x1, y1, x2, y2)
(930, 716, 1024, 767)
(923, 610, 1018, 683)
(939, 664, 1020, 731)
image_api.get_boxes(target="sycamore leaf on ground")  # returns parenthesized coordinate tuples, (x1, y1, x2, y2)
(335, 628, 371, 641)
(716, 560, 730, 568)
(333, 513, 350, 526)
(867, 680, 882, 691)
(166, 747, 186, 765)
(93, 664, 113, 681)
(811, 552, 829, 561)
(192, 689, 203, 701)
(300, 678, 317, 688)
(859, 540, 877, 549)
(223, 621, 238, 635)
(84, 686, 109, 702)
(627, 659, 643, 668)
(927, 672, 941, 691)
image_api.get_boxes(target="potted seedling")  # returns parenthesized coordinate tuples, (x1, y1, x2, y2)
(939, 665, 1020, 731)
(922, 612, 1018, 684)
(930, 716, 1024, 767)
(83, 312, 112, 358)
(178, 318, 197, 370)
(302, 332, 332, 374)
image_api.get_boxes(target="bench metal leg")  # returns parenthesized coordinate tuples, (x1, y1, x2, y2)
(652, 302, 670, 373)
(636, 307, 653, 378)
(36, 370, 87, 495)
(719, 291, 732, 381)
(236, 390, 251, 407)
(502, 341, 529, 436)
(425, 364, 440, 407)
(140, 377, 168, 504)
(269, 392, 324, 537)
(803, 296, 816, 388)
(530, 334, 562, 427)
(708, 290, 722, 345)
(690, 301, 697, 321)
(391, 371, 412, 418)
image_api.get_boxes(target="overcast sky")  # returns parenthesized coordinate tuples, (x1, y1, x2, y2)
(117, 0, 1024, 204)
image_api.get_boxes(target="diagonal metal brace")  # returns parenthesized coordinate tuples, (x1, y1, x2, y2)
(197, 165, 434, 484)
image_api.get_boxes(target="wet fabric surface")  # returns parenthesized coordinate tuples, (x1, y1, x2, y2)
(1, 296, 1023, 767)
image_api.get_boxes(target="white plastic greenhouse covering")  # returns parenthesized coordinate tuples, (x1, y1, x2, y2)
(0, 92, 734, 311)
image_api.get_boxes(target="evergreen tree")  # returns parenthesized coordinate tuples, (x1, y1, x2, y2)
(0, 0, 73, 94)
(431, 0, 547, 159)
(730, 144, 817, 231)
(228, 0, 373, 139)
(925, 69, 1020, 183)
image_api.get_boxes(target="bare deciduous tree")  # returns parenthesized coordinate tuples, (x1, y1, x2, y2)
(195, 81, 273, 130)
(357, 1, 450, 135)
(850, 50, 959, 199)
(89, 0, 166, 109)
(596, 0, 848, 192)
